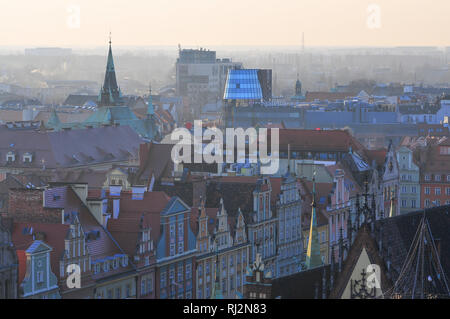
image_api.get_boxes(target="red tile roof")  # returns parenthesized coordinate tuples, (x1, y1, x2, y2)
(271, 129, 365, 153)
(106, 191, 171, 255)
(365, 149, 387, 167)
(12, 222, 70, 280)
(16, 250, 27, 285)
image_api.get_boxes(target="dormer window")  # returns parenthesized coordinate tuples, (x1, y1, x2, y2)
(112, 258, 119, 269)
(121, 256, 128, 267)
(94, 263, 100, 274)
(23, 152, 33, 163)
(6, 151, 15, 162)
(103, 261, 110, 272)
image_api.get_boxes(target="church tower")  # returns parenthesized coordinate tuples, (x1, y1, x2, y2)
(295, 74, 302, 96)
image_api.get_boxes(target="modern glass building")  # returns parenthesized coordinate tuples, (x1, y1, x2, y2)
(223, 69, 272, 102)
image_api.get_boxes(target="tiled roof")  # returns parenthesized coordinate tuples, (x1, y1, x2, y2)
(12, 222, 70, 281)
(134, 142, 174, 185)
(365, 149, 387, 168)
(106, 190, 171, 253)
(0, 125, 141, 169)
(272, 265, 330, 298)
(16, 250, 27, 285)
(272, 129, 365, 153)
(51, 168, 109, 188)
(305, 91, 355, 102)
(205, 176, 283, 218)
(45, 186, 131, 280)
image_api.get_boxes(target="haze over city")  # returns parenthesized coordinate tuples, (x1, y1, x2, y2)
(0, 0, 449, 303)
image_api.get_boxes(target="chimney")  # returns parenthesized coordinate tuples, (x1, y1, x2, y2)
(109, 185, 122, 219)
(131, 185, 146, 200)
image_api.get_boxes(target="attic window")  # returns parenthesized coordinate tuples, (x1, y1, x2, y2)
(121, 255, 128, 267)
(6, 151, 15, 162)
(94, 263, 100, 274)
(23, 152, 33, 163)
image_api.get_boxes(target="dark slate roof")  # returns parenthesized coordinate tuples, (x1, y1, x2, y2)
(63, 94, 98, 106)
(272, 265, 330, 299)
(0, 125, 141, 169)
(377, 205, 450, 281)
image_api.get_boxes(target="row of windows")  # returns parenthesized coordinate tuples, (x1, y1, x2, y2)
(160, 263, 192, 288)
(424, 187, 450, 195)
(5, 152, 33, 163)
(424, 199, 450, 207)
(93, 256, 128, 274)
(424, 174, 450, 182)
(401, 199, 417, 208)
(401, 185, 418, 194)
(102, 284, 132, 299)
(140, 277, 153, 296)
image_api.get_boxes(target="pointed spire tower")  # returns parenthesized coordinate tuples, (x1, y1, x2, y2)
(47, 108, 61, 129)
(211, 238, 223, 299)
(306, 171, 322, 269)
(147, 83, 155, 117)
(98, 33, 122, 107)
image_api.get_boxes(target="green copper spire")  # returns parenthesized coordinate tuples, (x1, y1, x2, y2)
(98, 34, 122, 107)
(306, 172, 322, 269)
(47, 108, 61, 129)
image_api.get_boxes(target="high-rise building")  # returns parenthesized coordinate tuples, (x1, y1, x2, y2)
(176, 48, 242, 100)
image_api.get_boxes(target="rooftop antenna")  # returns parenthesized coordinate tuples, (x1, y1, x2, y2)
(302, 32, 305, 53)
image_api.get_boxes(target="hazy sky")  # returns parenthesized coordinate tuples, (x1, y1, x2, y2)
(1, 0, 449, 47)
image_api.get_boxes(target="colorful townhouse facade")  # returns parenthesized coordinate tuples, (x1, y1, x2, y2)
(194, 198, 250, 298)
(419, 138, 450, 208)
(396, 146, 421, 214)
(276, 171, 303, 278)
(247, 177, 278, 278)
(155, 196, 197, 299)
(0, 215, 18, 299)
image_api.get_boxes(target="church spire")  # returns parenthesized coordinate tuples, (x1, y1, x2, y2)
(147, 83, 154, 117)
(98, 34, 122, 107)
(211, 238, 223, 299)
(47, 108, 61, 129)
(306, 172, 322, 269)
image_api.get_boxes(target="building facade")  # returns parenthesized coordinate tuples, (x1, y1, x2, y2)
(397, 146, 420, 214)
(276, 171, 303, 278)
(156, 197, 196, 299)
(247, 177, 278, 277)
(195, 199, 250, 298)
(0, 216, 18, 299)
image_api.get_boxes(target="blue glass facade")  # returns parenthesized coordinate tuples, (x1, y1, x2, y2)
(224, 69, 263, 100)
